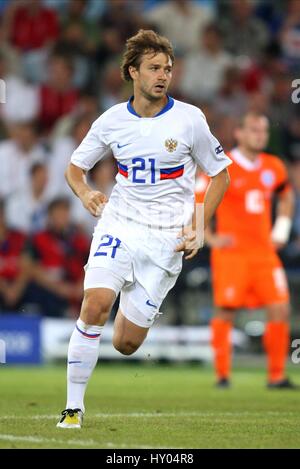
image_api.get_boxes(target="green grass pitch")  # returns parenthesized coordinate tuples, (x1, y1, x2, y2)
(1, 363, 300, 449)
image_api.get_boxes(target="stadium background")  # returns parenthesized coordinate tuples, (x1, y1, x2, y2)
(0, 0, 298, 371)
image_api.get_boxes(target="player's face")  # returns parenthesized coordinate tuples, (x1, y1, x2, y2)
(236, 116, 269, 152)
(132, 52, 173, 101)
(49, 205, 70, 231)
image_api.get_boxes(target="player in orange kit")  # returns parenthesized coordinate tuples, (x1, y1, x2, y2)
(196, 112, 296, 388)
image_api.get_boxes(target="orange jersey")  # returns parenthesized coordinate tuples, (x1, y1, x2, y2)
(196, 148, 291, 253)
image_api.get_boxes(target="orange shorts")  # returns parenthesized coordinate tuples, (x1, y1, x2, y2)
(211, 249, 289, 309)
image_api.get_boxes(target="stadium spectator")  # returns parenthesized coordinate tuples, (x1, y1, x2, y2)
(52, 25, 92, 90)
(26, 197, 90, 317)
(254, 0, 283, 38)
(282, 161, 300, 265)
(279, 0, 300, 71)
(146, 0, 214, 54)
(94, 0, 146, 75)
(61, 0, 99, 53)
(3, 0, 60, 83)
(269, 71, 295, 127)
(213, 66, 249, 119)
(99, 0, 146, 43)
(282, 113, 300, 163)
(0, 16, 22, 77)
(5, 162, 50, 234)
(246, 91, 271, 116)
(0, 53, 39, 125)
(48, 115, 95, 197)
(55, 0, 100, 90)
(4, 0, 59, 51)
(0, 199, 30, 312)
(99, 61, 127, 111)
(179, 23, 233, 103)
(50, 89, 99, 141)
(267, 71, 296, 156)
(220, 0, 269, 58)
(0, 121, 46, 198)
(38, 54, 79, 133)
(94, 28, 124, 71)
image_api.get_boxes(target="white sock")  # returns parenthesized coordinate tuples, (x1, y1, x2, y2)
(66, 318, 103, 413)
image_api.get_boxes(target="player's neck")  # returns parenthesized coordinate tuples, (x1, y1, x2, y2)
(237, 145, 260, 162)
(131, 92, 168, 118)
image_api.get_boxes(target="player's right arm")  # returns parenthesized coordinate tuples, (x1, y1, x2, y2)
(65, 115, 110, 217)
(65, 163, 107, 217)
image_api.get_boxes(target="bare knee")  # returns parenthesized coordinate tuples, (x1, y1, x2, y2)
(80, 289, 115, 325)
(113, 337, 140, 356)
(214, 307, 236, 324)
(267, 303, 290, 322)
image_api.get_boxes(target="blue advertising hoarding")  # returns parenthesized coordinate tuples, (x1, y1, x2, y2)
(0, 315, 41, 364)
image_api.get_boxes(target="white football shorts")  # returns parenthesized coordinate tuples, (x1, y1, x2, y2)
(84, 216, 183, 328)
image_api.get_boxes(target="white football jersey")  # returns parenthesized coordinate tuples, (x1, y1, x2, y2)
(71, 96, 231, 231)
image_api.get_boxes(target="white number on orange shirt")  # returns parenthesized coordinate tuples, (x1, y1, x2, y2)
(245, 190, 265, 214)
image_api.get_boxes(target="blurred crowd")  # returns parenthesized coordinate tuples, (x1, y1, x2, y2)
(0, 0, 300, 318)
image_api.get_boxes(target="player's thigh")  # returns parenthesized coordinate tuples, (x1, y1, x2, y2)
(82, 226, 133, 325)
(251, 253, 289, 309)
(86, 225, 133, 286)
(265, 302, 290, 322)
(214, 307, 237, 323)
(211, 250, 249, 309)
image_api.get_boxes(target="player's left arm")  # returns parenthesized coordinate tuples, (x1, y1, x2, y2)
(176, 168, 230, 259)
(175, 108, 231, 259)
(271, 184, 294, 250)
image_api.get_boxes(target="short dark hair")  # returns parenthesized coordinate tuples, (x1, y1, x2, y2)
(30, 162, 46, 177)
(120, 29, 175, 82)
(238, 112, 269, 128)
(49, 52, 74, 73)
(47, 197, 71, 214)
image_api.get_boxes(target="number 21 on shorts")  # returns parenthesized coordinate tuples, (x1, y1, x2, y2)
(94, 234, 121, 258)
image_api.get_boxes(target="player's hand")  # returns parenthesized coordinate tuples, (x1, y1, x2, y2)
(205, 233, 233, 248)
(80, 190, 108, 217)
(175, 225, 203, 260)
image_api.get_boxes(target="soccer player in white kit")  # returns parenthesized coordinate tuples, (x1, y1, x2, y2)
(57, 29, 231, 428)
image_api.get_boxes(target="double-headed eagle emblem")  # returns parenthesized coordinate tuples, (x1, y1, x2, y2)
(165, 138, 178, 153)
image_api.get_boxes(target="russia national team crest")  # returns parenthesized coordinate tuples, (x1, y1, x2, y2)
(165, 138, 178, 153)
(260, 169, 275, 187)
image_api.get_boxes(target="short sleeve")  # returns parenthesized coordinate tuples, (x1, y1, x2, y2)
(191, 109, 232, 176)
(272, 158, 291, 194)
(70, 117, 110, 171)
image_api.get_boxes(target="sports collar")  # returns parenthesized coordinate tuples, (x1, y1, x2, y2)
(127, 95, 174, 118)
(230, 148, 262, 171)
